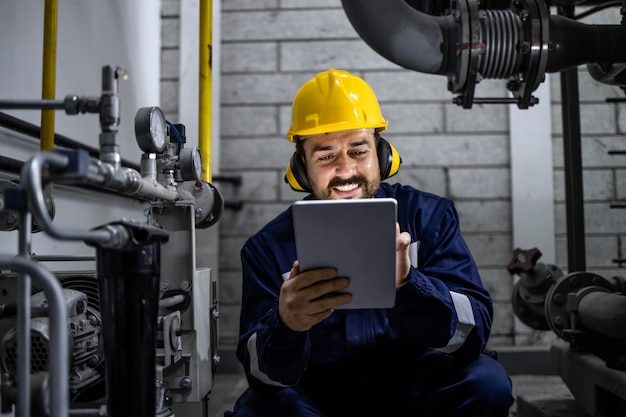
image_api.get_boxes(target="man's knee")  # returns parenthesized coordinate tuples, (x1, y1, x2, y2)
(469, 355, 514, 412)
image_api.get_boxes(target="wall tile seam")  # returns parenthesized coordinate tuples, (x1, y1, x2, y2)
(222, 39, 280, 45)
(557, 166, 626, 170)
(553, 200, 624, 204)
(219, 69, 410, 75)
(551, 134, 623, 140)
(223, 36, 363, 42)
(220, 103, 282, 108)
(554, 201, 626, 206)
(553, 168, 626, 173)
(222, 7, 343, 13)
(389, 131, 510, 135)
(561, 232, 626, 237)
(554, 233, 626, 239)
(219, 70, 287, 75)
(445, 164, 512, 169)
(445, 197, 512, 202)
(219, 101, 292, 107)
(552, 133, 625, 137)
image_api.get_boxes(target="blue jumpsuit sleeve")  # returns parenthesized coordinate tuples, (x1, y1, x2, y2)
(395, 199, 493, 358)
(236, 239, 311, 392)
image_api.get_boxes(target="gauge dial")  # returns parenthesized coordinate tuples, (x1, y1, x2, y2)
(179, 147, 203, 182)
(134, 106, 167, 153)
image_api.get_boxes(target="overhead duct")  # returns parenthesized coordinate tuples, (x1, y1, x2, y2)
(341, 0, 626, 108)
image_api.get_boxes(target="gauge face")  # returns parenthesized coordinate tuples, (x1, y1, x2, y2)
(135, 106, 167, 153)
(150, 108, 167, 151)
(191, 147, 202, 182)
(179, 147, 203, 182)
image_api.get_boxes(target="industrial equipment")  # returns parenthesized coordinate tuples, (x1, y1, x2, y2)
(508, 248, 626, 415)
(0, 65, 224, 417)
(341, 0, 626, 109)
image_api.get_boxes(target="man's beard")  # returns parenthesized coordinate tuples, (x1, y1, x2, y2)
(313, 175, 380, 200)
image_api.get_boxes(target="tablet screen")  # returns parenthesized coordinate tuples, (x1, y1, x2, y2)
(292, 198, 397, 309)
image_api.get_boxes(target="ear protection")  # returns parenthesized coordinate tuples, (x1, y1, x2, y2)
(284, 135, 402, 192)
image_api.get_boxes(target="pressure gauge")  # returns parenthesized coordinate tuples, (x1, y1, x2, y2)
(134, 106, 167, 153)
(179, 147, 203, 182)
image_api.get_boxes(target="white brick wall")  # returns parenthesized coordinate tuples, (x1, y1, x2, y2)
(161, 0, 626, 351)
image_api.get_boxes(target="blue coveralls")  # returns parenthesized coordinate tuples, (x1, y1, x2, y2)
(234, 183, 514, 416)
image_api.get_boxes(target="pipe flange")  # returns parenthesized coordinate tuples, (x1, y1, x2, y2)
(181, 181, 224, 229)
(545, 271, 613, 341)
(507, 0, 550, 108)
(450, 0, 481, 108)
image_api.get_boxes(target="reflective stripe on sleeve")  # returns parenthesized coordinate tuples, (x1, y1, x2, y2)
(435, 291, 476, 353)
(247, 332, 290, 387)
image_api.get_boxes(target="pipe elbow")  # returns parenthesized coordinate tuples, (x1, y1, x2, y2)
(341, 0, 456, 75)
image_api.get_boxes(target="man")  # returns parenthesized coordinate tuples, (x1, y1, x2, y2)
(233, 68, 513, 416)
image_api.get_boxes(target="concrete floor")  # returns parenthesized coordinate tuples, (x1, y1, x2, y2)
(206, 372, 588, 417)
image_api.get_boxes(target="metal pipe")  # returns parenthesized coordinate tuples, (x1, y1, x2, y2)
(340, 0, 626, 109)
(22, 150, 186, 233)
(545, 16, 626, 73)
(340, 0, 457, 75)
(138, 176, 179, 200)
(21, 152, 112, 244)
(0, 111, 141, 171)
(0, 100, 65, 110)
(41, 0, 59, 151)
(199, 0, 213, 182)
(578, 291, 626, 341)
(0, 255, 69, 417)
(86, 159, 180, 201)
(558, 4, 586, 273)
(16, 212, 32, 417)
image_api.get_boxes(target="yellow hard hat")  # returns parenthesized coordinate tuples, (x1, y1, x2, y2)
(286, 68, 388, 142)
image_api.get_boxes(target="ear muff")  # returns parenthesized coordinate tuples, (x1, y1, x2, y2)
(284, 136, 402, 192)
(284, 152, 311, 192)
(377, 135, 402, 180)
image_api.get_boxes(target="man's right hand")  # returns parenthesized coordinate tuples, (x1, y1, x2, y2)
(278, 260, 352, 331)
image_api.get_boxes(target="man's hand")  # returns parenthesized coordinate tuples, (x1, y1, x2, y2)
(279, 261, 352, 331)
(396, 223, 411, 287)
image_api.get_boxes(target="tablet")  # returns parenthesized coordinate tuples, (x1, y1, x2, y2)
(292, 198, 397, 309)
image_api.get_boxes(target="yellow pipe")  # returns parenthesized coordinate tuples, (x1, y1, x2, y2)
(41, 0, 59, 151)
(199, 0, 213, 182)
